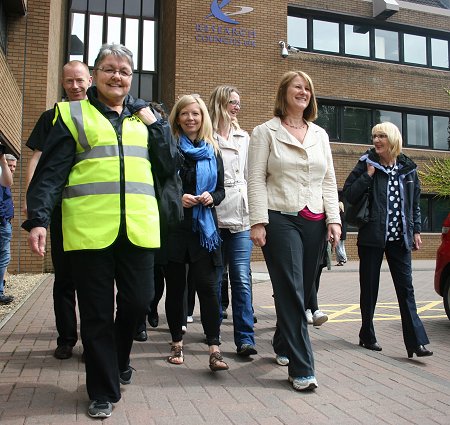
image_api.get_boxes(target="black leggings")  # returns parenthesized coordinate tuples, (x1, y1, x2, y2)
(164, 255, 221, 345)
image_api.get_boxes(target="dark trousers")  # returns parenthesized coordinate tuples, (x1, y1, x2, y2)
(50, 206, 77, 347)
(137, 265, 165, 333)
(358, 240, 429, 349)
(264, 211, 326, 377)
(164, 255, 220, 345)
(70, 236, 154, 403)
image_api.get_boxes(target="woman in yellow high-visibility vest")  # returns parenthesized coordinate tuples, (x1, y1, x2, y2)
(23, 43, 176, 419)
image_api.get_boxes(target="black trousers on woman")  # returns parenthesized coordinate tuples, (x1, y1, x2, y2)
(264, 211, 326, 378)
(70, 235, 154, 403)
(358, 240, 429, 349)
(164, 254, 221, 346)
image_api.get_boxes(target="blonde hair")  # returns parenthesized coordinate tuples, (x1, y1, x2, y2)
(372, 122, 403, 159)
(169, 94, 219, 153)
(208, 85, 240, 132)
(274, 71, 318, 121)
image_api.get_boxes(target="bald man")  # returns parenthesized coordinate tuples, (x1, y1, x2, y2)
(25, 60, 92, 360)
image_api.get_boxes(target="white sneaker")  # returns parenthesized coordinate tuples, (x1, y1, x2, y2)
(305, 309, 313, 325)
(275, 355, 289, 366)
(181, 325, 187, 334)
(187, 316, 193, 323)
(312, 310, 328, 327)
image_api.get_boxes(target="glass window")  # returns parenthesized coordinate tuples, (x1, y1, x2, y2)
(142, 0, 156, 18)
(88, 15, 104, 66)
(374, 110, 402, 131)
(404, 34, 427, 65)
(313, 20, 339, 53)
(125, 18, 139, 69)
(140, 73, 154, 101)
(316, 105, 338, 139)
(69, 13, 85, 61)
(0, 1, 7, 53)
(407, 114, 428, 146)
(432, 198, 450, 232)
(107, 0, 123, 14)
(107, 16, 122, 44)
(432, 116, 450, 150)
(89, 0, 105, 13)
(125, 0, 141, 16)
(431, 38, 449, 68)
(420, 197, 430, 232)
(344, 24, 369, 57)
(142, 20, 156, 71)
(287, 16, 307, 49)
(71, 0, 87, 11)
(375, 29, 399, 61)
(343, 107, 371, 143)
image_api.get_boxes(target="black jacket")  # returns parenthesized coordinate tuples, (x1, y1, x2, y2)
(165, 148, 225, 266)
(343, 148, 421, 250)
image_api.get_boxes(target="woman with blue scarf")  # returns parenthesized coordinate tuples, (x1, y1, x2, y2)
(165, 94, 228, 371)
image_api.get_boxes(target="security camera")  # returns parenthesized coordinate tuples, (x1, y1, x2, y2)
(288, 44, 300, 53)
(279, 41, 288, 58)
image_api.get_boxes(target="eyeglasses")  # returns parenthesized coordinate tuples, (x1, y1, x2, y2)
(228, 99, 241, 107)
(96, 67, 133, 78)
(372, 133, 388, 140)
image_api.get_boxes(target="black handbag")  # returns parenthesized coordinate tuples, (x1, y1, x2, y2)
(345, 192, 370, 227)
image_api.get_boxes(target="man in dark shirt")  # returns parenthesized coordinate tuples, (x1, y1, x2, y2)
(0, 154, 17, 304)
(24, 60, 92, 359)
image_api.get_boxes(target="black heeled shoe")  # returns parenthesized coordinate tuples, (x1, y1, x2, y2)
(359, 340, 382, 351)
(407, 345, 433, 359)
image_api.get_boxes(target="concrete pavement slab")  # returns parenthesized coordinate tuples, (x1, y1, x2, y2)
(0, 259, 448, 424)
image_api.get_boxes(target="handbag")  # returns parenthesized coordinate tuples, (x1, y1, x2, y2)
(345, 192, 370, 227)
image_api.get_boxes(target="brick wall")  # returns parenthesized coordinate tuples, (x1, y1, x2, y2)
(166, 0, 449, 263)
(6, 0, 65, 274)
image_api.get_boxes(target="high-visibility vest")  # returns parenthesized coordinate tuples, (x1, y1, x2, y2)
(56, 100, 160, 251)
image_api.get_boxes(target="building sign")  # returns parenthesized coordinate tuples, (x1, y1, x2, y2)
(195, 1, 257, 47)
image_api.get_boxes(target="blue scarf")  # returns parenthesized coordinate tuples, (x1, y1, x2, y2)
(179, 134, 221, 252)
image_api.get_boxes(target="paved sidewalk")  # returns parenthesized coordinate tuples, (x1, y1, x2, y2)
(1, 260, 449, 424)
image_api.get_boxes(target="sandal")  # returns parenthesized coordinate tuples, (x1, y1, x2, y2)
(168, 344, 184, 365)
(209, 351, 229, 372)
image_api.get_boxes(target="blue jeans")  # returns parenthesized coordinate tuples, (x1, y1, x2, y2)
(0, 221, 12, 294)
(217, 229, 255, 349)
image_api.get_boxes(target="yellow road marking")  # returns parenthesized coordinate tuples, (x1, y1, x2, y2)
(259, 301, 447, 322)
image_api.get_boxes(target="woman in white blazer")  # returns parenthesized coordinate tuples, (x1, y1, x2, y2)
(208, 85, 256, 357)
(248, 71, 341, 391)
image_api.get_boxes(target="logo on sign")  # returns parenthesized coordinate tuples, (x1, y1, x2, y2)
(207, 0, 254, 25)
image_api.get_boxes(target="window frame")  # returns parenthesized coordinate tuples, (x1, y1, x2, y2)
(287, 7, 450, 71)
(67, 0, 159, 101)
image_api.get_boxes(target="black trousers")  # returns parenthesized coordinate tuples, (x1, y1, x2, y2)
(50, 205, 77, 347)
(358, 240, 429, 349)
(164, 254, 220, 346)
(70, 236, 154, 403)
(264, 211, 326, 377)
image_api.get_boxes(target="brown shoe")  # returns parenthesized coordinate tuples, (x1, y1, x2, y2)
(54, 345, 73, 359)
(209, 351, 229, 372)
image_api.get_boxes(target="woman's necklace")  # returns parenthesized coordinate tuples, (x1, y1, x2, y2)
(283, 119, 306, 130)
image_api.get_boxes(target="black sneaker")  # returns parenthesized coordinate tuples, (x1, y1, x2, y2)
(54, 345, 73, 360)
(88, 400, 112, 418)
(119, 366, 135, 385)
(0, 294, 14, 305)
(237, 344, 257, 356)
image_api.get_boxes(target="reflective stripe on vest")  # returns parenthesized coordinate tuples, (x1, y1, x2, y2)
(57, 100, 160, 251)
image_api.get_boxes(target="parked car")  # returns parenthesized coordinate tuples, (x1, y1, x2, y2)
(434, 212, 450, 320)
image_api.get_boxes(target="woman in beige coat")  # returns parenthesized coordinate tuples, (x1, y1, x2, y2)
(248, 71, 341, 391)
